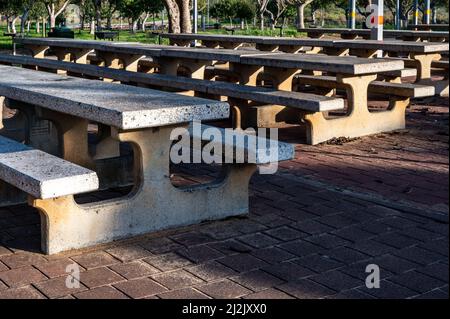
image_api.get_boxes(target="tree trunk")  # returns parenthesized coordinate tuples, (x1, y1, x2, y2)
(90, 19, 96, 35)
(142, 13, 150, 31)
(107, 17, 112, 29)
(297, 4, 306, 29)
(37, 20, 40, 33)
(50, 15, 56, 28)
(20, 9, 30, 34)
(27, 21, 31, 32)
(164, 0, 181, 33)
(95, 0, 102, 31)
(132, 20, 138, 33)
(177, 0, 191, 33)
(12, 17, 19, 34)
(260, 12, 265, 30)
(42, 17, 46, 36)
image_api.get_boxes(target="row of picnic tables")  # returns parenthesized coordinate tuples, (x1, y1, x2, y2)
(15, 36, 448, 92)
(0, 34, 448, 254)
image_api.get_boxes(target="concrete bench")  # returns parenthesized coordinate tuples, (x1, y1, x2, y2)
(0, 65, 294, 254)
(294, 74, 435, 143)
(0, 54, 344, 140)
(297, 28, 449, 42)
(0, 135, 99, 252)
(432, 60, 449, 70)
(296, 74, 435, 98)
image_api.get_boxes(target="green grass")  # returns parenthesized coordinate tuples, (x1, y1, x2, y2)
(0, 27, 164, 50)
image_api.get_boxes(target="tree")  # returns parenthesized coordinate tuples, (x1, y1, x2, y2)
(291, 0, 315, 29)
(119, 0, 144, 32)
(256, 0, 271, 29)
(163, 0, 181, 33)
(162, 0, 190, 33)
(43, 0, 71, 28)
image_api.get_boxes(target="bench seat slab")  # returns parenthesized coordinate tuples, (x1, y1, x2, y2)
(0, 136, 99, 199)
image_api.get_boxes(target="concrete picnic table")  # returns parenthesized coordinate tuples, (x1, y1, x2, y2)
(161, 33, 338, 53)
(329, 40, 449, 95)
(15, 37, 164, 72)
(0, 65, 295, 253)
(407, 24, 449, 31)
(297, 28, 449, 42)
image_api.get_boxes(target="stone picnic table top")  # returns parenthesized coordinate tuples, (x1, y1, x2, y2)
(15, 37, 165, 57)
(238, 53, 405, 75)
(297, 28, 449, 40)
(0, 65, 229, 130)
(160, 33, 270, 44)
(332, 39, 449, 54)
(408, 24, 449, 31)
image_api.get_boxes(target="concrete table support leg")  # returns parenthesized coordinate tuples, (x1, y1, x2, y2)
(157, 57, 180, 76)
(252, 67, 301, 127)
(202, 41, 220, 49)
(229, 64, 263, 86)
(255, 44, 279, 52)
(278, 45, 304, 54)
(38, 108, 94, 169)
(305, 47, 323, 55)
(72, 49, 93, 64)
(323, 47, 350, 57)
(29, 45, 49, 59)
(179, 60, 208, 80)
(30, 125, 257, 254)
(303, 75, 410, 144)
(227, 64, 263, 126)
(412, 53, 448, 96)
(222, 42, 243, 50)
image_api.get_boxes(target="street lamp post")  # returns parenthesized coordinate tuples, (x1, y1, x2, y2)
(413, 0, 419, 25)
(349, 0, 356, 29)
(424, 0, 431, 24)
(395, 0, 401, 30)
(193, 0, 198, 34)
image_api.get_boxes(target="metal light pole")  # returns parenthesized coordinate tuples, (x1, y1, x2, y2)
(395, 0, 401, 30)
(207, 0, 210, 26)
(413, 0, 419, 25)
(424, 0, 431, 24)
(349, 0, 356, 29)
(193, 0, 198, 33)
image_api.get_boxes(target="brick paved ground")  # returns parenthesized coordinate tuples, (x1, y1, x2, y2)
(0, 94, 448, 299)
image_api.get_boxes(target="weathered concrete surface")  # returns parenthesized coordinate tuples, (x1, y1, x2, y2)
(187, 123, 295, 164)
(0, 136, 99, 199)
(297, 28, 449, 41)
(30, 126, 261, 254)
(333, 40, 449, 54)
(0, 65, 230, 130)
(239, 53, 405, 75)
(0, 54, 344, 113)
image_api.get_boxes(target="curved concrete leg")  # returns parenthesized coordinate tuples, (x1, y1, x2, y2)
(303, 75, 410, 145)
(412, 53, 448, 96)
(412, 53, 441, 80)
(38, 108, 94, 169)
(31, 125, 257, 254)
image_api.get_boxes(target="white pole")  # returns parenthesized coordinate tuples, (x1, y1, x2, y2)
(349, 0, 356, 29)
(424, 0, 431, 24)
(193, 0, 198, 33)
(395, 0, 400, 30)
(413, 0, 419, 25)
(370, 0, 384, 57)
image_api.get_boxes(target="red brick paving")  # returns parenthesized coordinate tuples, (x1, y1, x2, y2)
(0, 98, 448, 299)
